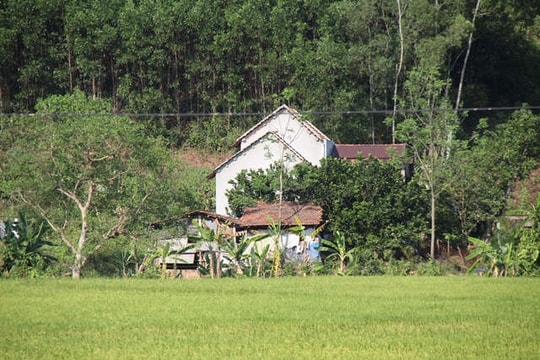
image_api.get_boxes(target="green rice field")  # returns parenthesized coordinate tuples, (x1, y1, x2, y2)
(1, 276, 539, 359)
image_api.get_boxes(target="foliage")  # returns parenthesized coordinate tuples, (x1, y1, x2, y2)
(319, 231, 357, 275)
(0, 212, 55, 277)
(149, 241, 198, 280)
(221, 233, 270, 277)
(466, 236, 516, 277)
(466, 196, 540, 277)
(445, 110, 540, 242)
(1, 0, 538, 145)
(188, 219, 232, 279)
(184, 115, 245, 152)
(394, 65, 460, 259)
(228, 156, 430, 261)
(0, 92, 188, 278)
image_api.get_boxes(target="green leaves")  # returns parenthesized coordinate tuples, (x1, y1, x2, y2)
(0, 212, 55, 277)
(0, 92, 188, 277)
(319, 231, 355, 275)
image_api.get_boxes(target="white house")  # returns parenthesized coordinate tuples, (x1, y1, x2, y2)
(209, 105, 334, 215)
(208, 104, 408, 216)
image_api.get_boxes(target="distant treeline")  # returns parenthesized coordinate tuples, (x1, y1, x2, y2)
(1, 0, 539, 143)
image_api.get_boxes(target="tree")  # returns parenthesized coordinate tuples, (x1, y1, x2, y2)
(0, 91, 179, 278)
(189, 219, 233, 279)
(444, 109, 540, 242)
(150, 242, 197, 280)
(249, 243, 271, 278)
(395, 67, 459, 259)
(227, 156, 429, 260)
(221, 233, 270, 276)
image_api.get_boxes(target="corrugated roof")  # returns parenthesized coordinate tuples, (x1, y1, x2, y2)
(239, 201, 323, 227)
(332, 144, 406, 160)
(232, 105, 329, 147)
(184, 210, 240, 225)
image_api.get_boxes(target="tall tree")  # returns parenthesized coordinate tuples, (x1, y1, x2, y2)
(0, 91, 180, 278)
(396, 67, 459, 259)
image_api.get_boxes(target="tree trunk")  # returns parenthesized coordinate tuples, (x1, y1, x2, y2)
(216, 251, 222, 278)
(209, 251, 215, 279)
(71, 263, 81, 279)
(455, 0, 481, 111)
(430, 188, 437, 259)
(392, 0, 405, 144)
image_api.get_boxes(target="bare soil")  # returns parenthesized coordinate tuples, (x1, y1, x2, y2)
(175, 147, 233, 169)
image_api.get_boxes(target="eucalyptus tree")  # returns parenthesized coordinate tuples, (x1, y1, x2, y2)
(0, 91, 182, 278)
(0, 0, 66, 111)
(64, 0, 124, 103)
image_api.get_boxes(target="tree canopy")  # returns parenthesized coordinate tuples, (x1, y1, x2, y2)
(1, 0, 539, 144)
(0, 91, 202, 277)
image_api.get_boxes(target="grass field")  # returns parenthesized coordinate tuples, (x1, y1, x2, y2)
(0, 276, 539, 359)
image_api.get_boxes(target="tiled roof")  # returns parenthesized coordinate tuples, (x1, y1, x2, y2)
(239, 201, 323, 227)
(332, 144, 406, 160)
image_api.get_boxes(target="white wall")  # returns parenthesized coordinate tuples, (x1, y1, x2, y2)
(241, 112, 326, 166)
(215, 137, 304, 215)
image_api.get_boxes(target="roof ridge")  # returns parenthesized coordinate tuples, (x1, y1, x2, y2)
(232, 105, 300, 147)
(231, 105, 332, 147)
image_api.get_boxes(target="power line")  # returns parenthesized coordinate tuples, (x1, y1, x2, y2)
(1, 105, 539, 118)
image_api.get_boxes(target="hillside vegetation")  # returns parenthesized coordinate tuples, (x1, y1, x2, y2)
(1, 0, 539, 278)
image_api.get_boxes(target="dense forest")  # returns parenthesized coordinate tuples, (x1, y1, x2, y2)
(1, 0, 540, 278)
(1, 0, 539, 143)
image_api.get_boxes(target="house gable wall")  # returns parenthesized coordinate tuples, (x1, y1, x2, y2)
(215, 135, 306, 215)
(239, 109, 329, 166)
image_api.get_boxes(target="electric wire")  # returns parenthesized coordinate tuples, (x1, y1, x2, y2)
(0, 105, 539, 119)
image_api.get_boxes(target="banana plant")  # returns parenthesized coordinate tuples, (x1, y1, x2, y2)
(145, 241, 197, 279)
(189, 219, 232, 278)
(250, 243, 271, 278)
(466, 236, 516, 277)
(221, 233, 270, 276)
(0, 212, 56, 276)
(266, 217, 283, 277)
(319, 230, 356, 275)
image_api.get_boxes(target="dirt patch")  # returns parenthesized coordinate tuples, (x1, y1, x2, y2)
(175, 147, 233, 169)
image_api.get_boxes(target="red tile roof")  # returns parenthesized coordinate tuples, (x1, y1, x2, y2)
(333, 144, 406, 160)
(239, 201, 323, 227)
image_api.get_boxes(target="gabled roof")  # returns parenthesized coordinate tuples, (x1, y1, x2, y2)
(232, 104, 330, 147)
(208, 131, 308, 179)
(332, 144, 407, 160)
(239, 201, 323, 227)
